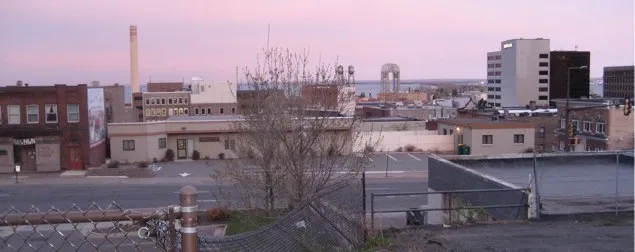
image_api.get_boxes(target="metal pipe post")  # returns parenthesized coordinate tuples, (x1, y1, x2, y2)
(179, 186, 198, 252)
(532, 150, 541, 219)
(615, 153, 620, 216)
(370, 193, 375, 229)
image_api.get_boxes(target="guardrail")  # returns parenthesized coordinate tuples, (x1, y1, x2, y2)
(370, 188, 530, 229)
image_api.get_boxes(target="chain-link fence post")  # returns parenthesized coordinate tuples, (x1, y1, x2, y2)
(179, 185, 198, 252)
(615, 153, 620, 216)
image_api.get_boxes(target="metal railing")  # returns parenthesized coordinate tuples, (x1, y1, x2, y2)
(370, 188, 530, 229)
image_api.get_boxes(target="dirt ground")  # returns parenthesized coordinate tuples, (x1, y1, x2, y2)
(375, 217, 634, 252)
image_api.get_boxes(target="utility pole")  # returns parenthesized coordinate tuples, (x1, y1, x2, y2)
(563, 66, 588, 152)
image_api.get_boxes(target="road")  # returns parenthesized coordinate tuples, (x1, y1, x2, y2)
(0, 177, 428, 213)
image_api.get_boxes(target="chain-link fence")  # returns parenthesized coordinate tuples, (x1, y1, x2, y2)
(0, 203, 176, 252)
(1, 178, 365, 252)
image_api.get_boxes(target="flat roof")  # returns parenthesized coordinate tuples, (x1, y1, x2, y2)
(436, 118, 535, 129)
(447, 152, 634, 215)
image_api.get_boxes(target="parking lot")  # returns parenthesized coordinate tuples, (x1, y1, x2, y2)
(152, 152, 430, 178)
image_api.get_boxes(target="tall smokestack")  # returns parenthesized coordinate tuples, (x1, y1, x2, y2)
(130, 25, 140, 93)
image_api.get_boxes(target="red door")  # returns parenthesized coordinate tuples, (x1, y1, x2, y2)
(69, 147, 82, 170)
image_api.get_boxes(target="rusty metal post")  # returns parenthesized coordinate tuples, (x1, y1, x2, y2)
(168, 206, 177, 252)
(180, 186, 198, 252)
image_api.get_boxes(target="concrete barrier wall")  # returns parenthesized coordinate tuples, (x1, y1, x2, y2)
(428, 155, 528, 221)
(355, 131, 454, 152)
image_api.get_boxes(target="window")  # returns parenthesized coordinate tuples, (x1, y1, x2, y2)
(145, 108, 151, 117)
(168, 98, 173, 105)
(560, 118, 566, 129)
(495, 63, 501, 68)
(539, 79, 548, 84)
(538, 87, 548, 92)
(449, 130, 453, 135)
(539, 71, 549, 75)
(178, 108, 184, 116)
(220, 107, 224, 114)
(162, 108, 167, 116)
(513, 134, 525, 144)
(494, 71, 501, 76)
(8, 105, 20, 125)
(232, 107, 236, 114)
(201, 108, 207, 115)
(443, 129, 447, 135)
(495, 79, 501, 84)
(158, 138, 166, 149)
(539, 62, 548, 67)
(184, 108, 189, 115)
(123, 140, 135, 151)
(168, 108, 174, 116)
(145, 99, 150, 105)
(487, 80, 495, 84)
(224, 139, 235, 150)
(494, 103, 501, 107)
(184, 98, 188, 104)
(572, 120, 579, 131)
(482, 135, 493, 145)
(539, 127, 545, 138)
(538, 96, 548, 100)
(67, 104, 80, 123)
(596, 122, 605, 134)
(45, 104, 58, 123)
(26, 105, 39, 124)
(195, 108, 199, 115)
(178, 98, 183, 104)
(207, 108, 212, 115)
(583, 121, 592, 132)
(495, 87, 501, 91)
(161, 98, 166, 105)
(487, 87, 495, 91)
(539, 54, 549, 58)
(151, 98, 155, 105)
(494, 95, 501, 99)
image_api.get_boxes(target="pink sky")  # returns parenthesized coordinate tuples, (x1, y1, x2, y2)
(1, 0, 633, 85)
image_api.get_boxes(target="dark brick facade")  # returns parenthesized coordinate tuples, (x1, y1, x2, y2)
(0, 84, 105, 171)
(428, 156, 528, 220)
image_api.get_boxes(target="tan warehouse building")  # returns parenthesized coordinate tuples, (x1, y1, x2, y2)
(107, 115, 354, 163)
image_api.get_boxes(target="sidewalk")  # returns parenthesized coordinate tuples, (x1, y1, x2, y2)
(0, 172, 220, 186)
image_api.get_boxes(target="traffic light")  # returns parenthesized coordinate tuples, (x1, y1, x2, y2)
(625, 97, 633, 116)
(568, 137, 580, 146)
(568, 122, 575, 138)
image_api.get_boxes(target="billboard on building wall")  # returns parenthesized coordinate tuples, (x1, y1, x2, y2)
(87, 88, 106, 148)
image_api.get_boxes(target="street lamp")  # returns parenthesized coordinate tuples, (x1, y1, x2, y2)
(564, 65, 588, 152)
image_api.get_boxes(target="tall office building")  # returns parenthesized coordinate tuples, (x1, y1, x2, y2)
(486, 38, 551, 108)
(549, 51, 591, 100)
(603, 65, 634, 98)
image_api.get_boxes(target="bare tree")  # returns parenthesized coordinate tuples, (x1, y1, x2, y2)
(217, 44, 379, 212)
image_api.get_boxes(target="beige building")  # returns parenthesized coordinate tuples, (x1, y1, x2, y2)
(436, 118, 536, 155)
(108, 115, 354, 163)
(141, 92, 191, 121)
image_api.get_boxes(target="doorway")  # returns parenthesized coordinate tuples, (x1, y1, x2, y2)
(69, 147, 82, 170)
(177, 139, 187, 159)
(15, 146, 37, 172)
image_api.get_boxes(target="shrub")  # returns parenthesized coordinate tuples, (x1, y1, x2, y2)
(404, 144, 416, 152)
(364, 145, 375, 153)
(204, 155, 210, 160)
(415, 148, 423, 152)
(164, 149, 175, 161)
(525, 148, 535, 153)
(394, 147, 403, 152)
(218, 153, 226, 160)
(206, 207, 232, 221)
(160, 158, 167, 162)
(192, 150, 200, 160)
(327, 146, 338, 156)
(152, 157, 158, 163)
(107, 160, 120, 168)
(138, 161, 149, 168)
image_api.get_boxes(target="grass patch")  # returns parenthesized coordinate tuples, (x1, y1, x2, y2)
(602, 217, 625, 226)
(361, 234, 392, 251)
(224, 212, 276, 235)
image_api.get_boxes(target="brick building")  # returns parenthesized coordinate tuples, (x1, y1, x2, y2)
(553, 99, 634, 151)
(0, 84, 106, 173)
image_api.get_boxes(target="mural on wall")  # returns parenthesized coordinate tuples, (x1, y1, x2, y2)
(87, 88, 106, 148)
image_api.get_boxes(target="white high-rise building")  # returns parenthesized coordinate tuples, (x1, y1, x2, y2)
(486, 38, 551, 108)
